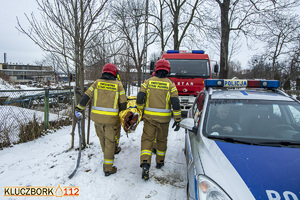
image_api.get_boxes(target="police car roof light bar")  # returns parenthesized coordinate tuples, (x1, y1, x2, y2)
(205, 79, 280, 89)
(204, 79, 224, 87)
(248, 80, 280, 88)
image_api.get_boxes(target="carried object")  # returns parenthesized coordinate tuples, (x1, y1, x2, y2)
(119, 96, 142, 134)
(123, 111, 139, 132)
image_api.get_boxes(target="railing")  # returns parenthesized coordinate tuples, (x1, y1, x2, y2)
(0, 88, 74, 148)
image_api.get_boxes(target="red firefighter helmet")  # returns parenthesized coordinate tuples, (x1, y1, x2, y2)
(102, 63, 118, 76)
(155, 59, 170, 73)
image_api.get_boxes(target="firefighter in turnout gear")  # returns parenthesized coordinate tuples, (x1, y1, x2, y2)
(75, 63, 127, 176)
(137, 59, 181, 180)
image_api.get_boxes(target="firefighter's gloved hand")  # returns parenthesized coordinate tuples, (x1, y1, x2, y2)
(75, 110, 82, 120)
(172, 121, 180, 131)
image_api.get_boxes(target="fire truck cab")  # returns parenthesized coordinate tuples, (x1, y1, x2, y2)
(150, 50, 218, 115)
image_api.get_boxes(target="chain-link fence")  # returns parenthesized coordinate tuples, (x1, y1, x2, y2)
(0, 88, 74, 148)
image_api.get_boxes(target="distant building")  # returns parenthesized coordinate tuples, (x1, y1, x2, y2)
(0, 63, 54, 83)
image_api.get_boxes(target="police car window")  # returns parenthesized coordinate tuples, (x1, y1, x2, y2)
(273, 104, 282, 117)
(203, 100, 300, 144)
(288, 105, 300, 124)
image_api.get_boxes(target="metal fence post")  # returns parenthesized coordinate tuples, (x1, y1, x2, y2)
(44, 88, 49, 130)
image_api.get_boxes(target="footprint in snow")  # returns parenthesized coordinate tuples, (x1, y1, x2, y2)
(145, 190, 157, 198)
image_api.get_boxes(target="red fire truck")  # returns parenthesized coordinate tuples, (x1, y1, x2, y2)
(150, 50, 218, 114)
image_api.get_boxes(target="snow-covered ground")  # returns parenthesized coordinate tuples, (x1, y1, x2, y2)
(0, 119, 187, 200)
(0, 78, 187, 199)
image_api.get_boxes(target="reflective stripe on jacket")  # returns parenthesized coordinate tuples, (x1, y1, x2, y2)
(137, 76, 181, 123)
(83, 79, 127, 124)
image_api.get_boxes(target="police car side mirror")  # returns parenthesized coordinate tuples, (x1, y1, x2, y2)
(150, 61, 155, 74)
(214, 64, 219, 74)
(179, 118, 198, 134)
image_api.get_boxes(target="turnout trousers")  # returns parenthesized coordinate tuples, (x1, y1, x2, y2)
(140, 118, 169, 166)
(94, 122, 118, 171)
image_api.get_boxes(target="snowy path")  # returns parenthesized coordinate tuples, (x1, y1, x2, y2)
(0, 119, 187, 200)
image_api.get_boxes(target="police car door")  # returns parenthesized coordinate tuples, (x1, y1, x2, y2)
(186, 92, 206, 198)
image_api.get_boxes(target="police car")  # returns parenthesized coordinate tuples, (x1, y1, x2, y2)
(179, 79, 300, 200)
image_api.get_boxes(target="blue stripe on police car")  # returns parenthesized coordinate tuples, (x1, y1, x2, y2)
(215, 141, 300, 200)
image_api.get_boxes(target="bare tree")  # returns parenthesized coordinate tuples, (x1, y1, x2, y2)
(209, 0, 299, 79)
(111, 0, 156, 86)
(148, 0, 173, 51)
(17, 0, 109, 148)
(257, 11, 300, 79)
(249, 54, 273, 79)
(164, 0, 202, 50)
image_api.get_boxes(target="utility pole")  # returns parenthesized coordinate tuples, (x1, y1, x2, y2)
(142, 0, 149, 80)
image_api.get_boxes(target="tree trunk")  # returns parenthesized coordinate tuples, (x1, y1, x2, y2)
(219, 0, 230, 79)
(79, 0, 86, 149)
(173, 11, 179, 50)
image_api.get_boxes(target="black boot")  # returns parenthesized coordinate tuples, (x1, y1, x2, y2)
(104, 166, 117, 176)
(115, 147, 121, 154)
(141, 163, 150, 180)
(156, 162, 164, 169)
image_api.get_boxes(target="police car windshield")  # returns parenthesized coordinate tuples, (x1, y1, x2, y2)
(167, 59, 210, 78)
(204, 99, 300, 146)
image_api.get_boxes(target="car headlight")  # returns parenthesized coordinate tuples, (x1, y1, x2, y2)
(198, 175, 231, 200)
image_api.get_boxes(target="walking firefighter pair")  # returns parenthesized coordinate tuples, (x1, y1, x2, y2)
(75, 60, 181, 180)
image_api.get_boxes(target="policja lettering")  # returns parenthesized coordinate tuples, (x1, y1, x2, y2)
(224, 80, 247, 87)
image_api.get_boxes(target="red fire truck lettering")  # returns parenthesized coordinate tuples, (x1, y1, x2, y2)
(178, 82, 193, 86)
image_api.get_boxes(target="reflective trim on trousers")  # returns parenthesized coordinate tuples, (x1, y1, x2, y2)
(156, 150, 166, 156)
(104, 159, 114, 165)
(141, 150, 152, 156)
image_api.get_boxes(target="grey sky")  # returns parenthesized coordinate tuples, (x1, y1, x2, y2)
(2, 1, 297, 69)
(0, 0, 44, 65)
(0, 0, 254, 68)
